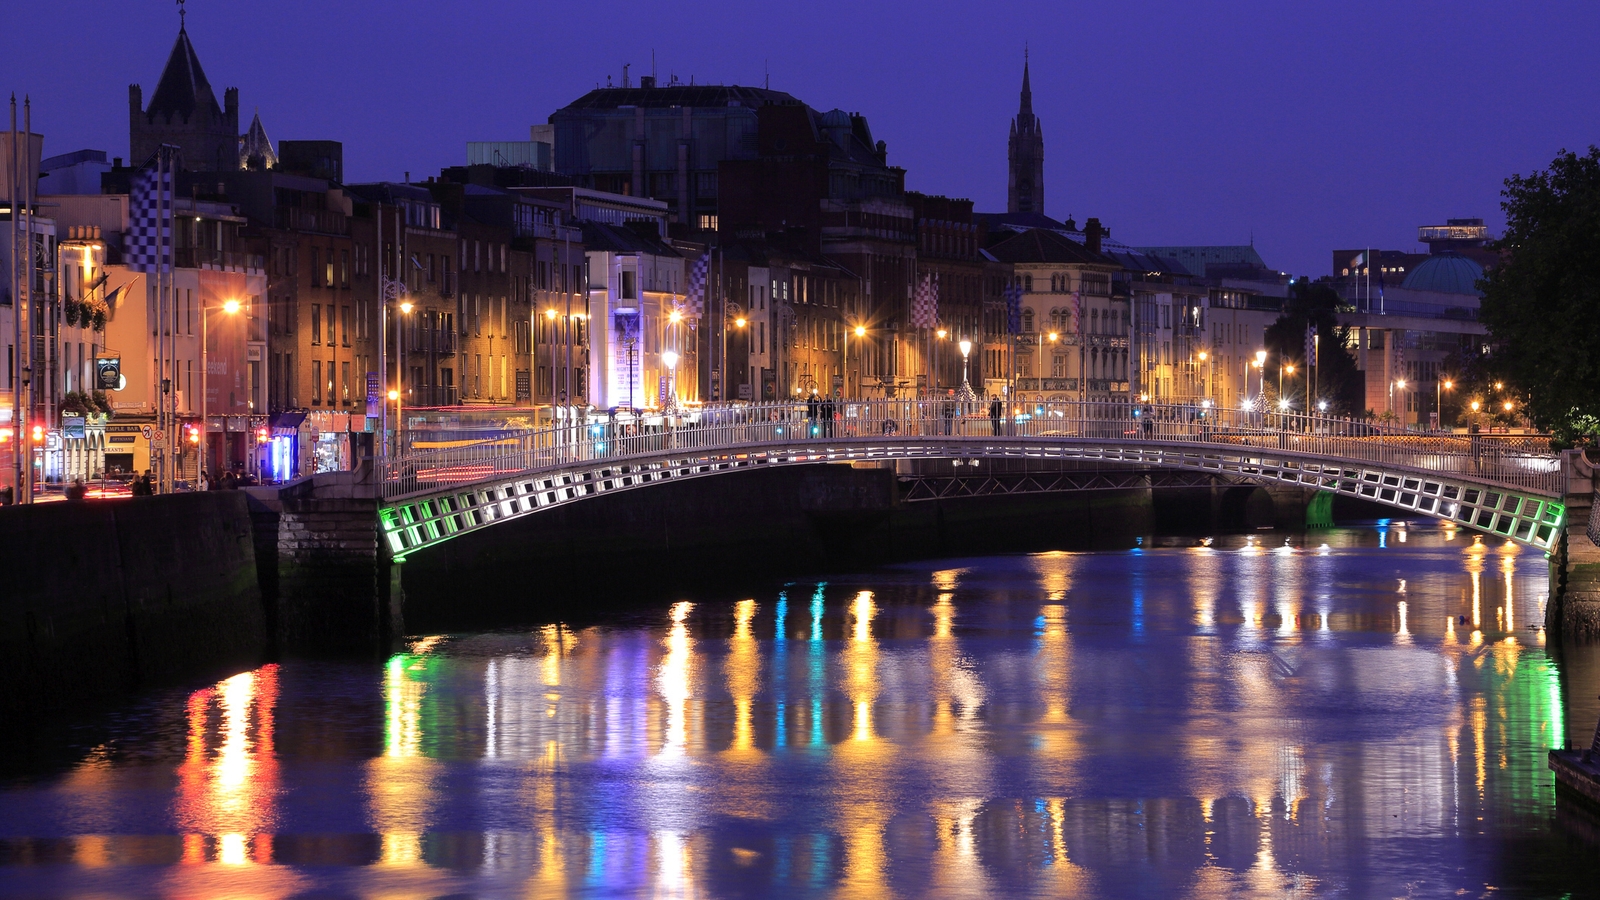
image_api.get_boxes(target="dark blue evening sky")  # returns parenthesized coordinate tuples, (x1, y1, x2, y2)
(3, 0, 1596, 277)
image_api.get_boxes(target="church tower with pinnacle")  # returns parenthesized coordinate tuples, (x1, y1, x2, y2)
(128, 4, 240, 171)
(1007, 52, 1044, 215)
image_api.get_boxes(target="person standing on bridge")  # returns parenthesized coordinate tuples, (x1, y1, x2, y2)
(806, 392, 820, 438)
(1142, 402, 1155, 439)
(942, 389, 957, 436)
(823, 391, 838, 438)
(989, 395, 1003, 436)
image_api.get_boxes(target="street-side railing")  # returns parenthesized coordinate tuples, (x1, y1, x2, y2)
(379, 400, 1563, 500)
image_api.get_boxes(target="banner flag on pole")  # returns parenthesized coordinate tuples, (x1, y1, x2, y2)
(911, 272, 939, 329)
(1004, 281, 1022, 334)
(126, 162, 171, 274)
(685, 252, 710, 317)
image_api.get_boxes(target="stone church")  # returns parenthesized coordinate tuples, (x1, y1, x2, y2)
(128, 21, 241, 171)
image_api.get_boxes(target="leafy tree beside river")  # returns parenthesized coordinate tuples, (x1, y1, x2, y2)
(1479, 146, 1600, 447)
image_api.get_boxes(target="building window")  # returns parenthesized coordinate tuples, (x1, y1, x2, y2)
(312, 360, 322, 404)
(342, 306, 352, 347)
(311, 305, 321, 345)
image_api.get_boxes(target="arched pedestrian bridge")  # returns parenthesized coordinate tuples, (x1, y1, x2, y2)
(377, 400, 1567, 558)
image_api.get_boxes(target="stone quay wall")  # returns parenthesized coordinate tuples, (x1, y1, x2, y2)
(0, 491, 266, 719)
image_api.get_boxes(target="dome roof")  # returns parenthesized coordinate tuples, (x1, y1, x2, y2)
(819, 108, 851, 128)
(1400, 253, 1483, 295)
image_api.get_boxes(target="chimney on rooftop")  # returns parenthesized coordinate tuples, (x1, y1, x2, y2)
(1084, 217, 1105, 254)
(640, 75, 656, 89)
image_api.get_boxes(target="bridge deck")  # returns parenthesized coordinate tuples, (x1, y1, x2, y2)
(376, 401, 1565, 557)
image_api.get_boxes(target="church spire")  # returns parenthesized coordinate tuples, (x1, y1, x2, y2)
(1007, 50, 1044, 215)
(1019, 46, 1033, 118)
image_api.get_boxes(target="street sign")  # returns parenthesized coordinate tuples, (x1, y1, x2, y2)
(139, 425, 153, 440)
(62, 413, 85, 440)
(738, 384, 753, 400)
(151, 429, 166, 447)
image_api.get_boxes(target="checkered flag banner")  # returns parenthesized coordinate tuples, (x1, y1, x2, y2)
(911, 272, 938, 329)
(126, 163, 172, 274)
(1304, 325, 1316, 365)
(1004, 282, 1023, 334)
(685, 252, 710, 318)
(1393, 336, 1405, 382)
(1070, 290, 1082, 334)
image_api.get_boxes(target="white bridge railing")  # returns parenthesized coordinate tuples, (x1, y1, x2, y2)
(380, 400, 1562, 501)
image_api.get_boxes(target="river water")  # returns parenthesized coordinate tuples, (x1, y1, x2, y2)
(4, 522, 1599, 899)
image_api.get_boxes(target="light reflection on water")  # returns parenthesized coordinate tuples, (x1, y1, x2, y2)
(2, 523, 1597, 898)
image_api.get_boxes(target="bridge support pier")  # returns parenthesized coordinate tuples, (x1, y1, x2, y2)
(1548, 451, 1600, 640)
(245, 472, 398, 656)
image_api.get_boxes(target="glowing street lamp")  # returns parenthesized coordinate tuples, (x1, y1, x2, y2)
(1437, 378, 1454, 430)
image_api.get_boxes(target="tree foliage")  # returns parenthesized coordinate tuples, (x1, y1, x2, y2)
(1264, 282, 1363, 414)
(1479, 146, 1600, 445)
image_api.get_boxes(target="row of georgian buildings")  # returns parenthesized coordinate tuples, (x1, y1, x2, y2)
(1, 21, 1485, 492)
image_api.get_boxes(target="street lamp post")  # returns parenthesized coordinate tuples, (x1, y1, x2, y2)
(1390, 378, 1407, 426)
(395, 300, 413, 452)
(199, 298, 241, 482)
(1036, 332, 1057, 401)
(1437, 378, 1453, 430)
(957, 338, 975, 402)
(852, 324, 866, 399)
(729, 307, 747, 401)
(1249, 349, 1267, 410)
(662, 349, 680, 414)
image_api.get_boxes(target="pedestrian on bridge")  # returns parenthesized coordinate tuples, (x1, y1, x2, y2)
(989, 395, 1003, 436)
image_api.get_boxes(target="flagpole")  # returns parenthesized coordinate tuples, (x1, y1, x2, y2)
(22, 99, 35, 501)
(9, 95, 20, 499)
